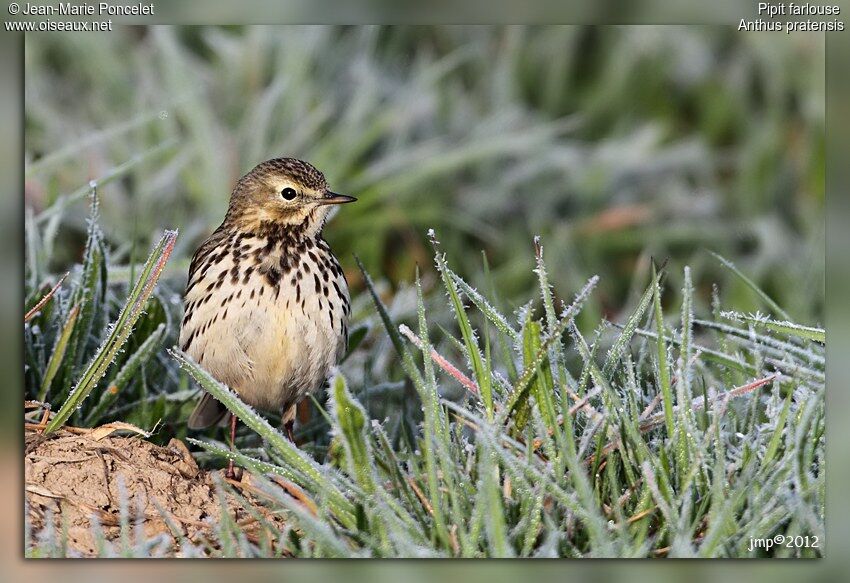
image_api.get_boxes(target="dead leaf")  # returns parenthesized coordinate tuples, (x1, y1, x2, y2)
(89, 422, 151, 441)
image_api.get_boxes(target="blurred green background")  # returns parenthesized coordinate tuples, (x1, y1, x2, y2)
(24, 25, 824, 326)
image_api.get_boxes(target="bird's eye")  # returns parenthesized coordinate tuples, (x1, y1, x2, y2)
(280, 187, 298, 200)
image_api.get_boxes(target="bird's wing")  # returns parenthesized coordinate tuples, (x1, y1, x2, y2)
(187, 391, 229, 429)
(184, 224, 230, 293)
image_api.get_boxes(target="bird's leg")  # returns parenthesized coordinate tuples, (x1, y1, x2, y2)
(225, 412, 237, 480)
(282, 403, 297, 442)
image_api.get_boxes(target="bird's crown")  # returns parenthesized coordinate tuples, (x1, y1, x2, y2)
(238, 157, 327, 192)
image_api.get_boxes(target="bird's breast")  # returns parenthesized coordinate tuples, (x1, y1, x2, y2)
(179, 231, 350, 411)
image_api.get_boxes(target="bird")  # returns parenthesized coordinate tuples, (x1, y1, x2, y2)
(179, 157, 355, 477)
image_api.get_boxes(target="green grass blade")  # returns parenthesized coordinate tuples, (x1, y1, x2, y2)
(710, 251, 791, 321)
(602, 270, 659, 375)
(479, 443, 511, 557)
(652, 265, 685, 440)
(84, 322, 167, 425)
(695, 318, 824, 365)
(329, 373, 391, 552)
(515, 319, 557, 433)
(529, 321, 558, 432)
(60, 200, 107, 395)
(533, 238, 574, 421)
(37, 304, 79, 401)
(45, 230, 177, 434)
(448, 269, 518, 342)
(330, 374, 377, 495)
(673, 267, 697, 485)
(504, 276, 598, 421)
(763, 389, 794, 465)
(432, 237, 494, 420)
(722, 312, 825, 344)
(411, 271, 453, 550)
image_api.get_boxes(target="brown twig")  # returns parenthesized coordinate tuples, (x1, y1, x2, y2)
(25, 422, 89, 435)
(639, 392, 663, 421)
(24, 272, 69, 323)
(226, 474, 318, 518)
(626, 507, 655, 524)
(406, 476, 434, 516)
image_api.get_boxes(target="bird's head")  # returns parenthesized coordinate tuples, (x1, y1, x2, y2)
(226, 157, 355, 237)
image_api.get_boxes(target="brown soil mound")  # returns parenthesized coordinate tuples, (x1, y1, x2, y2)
(25, 427, 289, 557)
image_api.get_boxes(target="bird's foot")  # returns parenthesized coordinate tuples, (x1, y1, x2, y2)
(224, 459, 243, 481)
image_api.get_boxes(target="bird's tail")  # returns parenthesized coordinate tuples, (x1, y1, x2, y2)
(188, 392, 229, 429)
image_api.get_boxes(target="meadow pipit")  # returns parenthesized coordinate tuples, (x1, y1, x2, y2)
(179, 158, 355, 475)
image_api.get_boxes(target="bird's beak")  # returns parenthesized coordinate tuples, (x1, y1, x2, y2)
(318, 192, 357, 205)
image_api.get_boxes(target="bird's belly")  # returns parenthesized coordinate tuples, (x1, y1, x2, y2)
(180, 277, 345, 412)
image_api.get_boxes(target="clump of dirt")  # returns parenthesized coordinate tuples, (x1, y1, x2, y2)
(25, 426, 289, 557)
